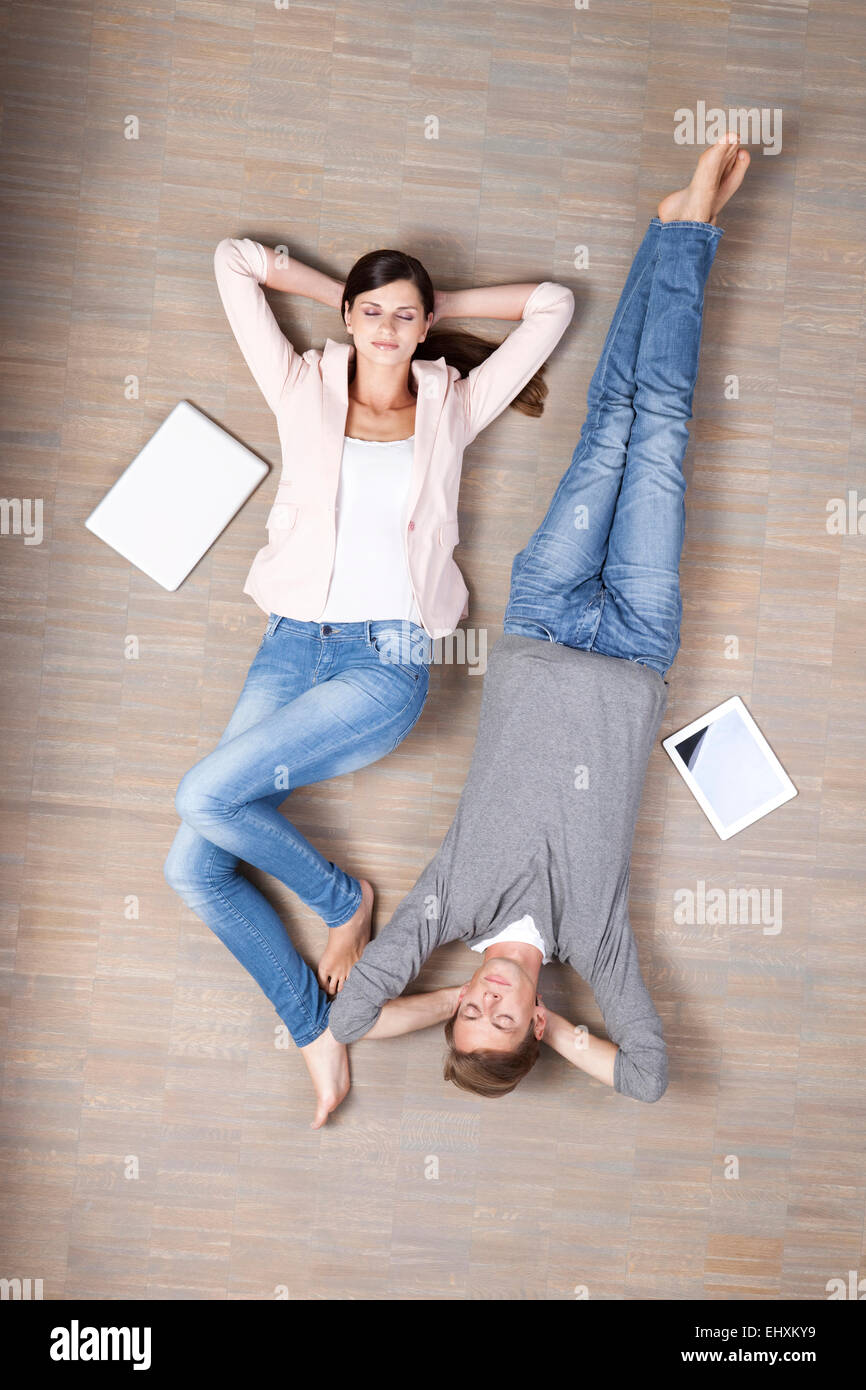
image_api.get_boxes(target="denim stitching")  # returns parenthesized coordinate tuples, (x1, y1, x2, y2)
(516, 243, 660, 580)
(387, 679, 430, 753)
(327, 883, 364, 929)
(586, 245, 660, 438)
(198, 839, 322, 1037)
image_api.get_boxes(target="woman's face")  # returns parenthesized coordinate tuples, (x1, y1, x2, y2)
(344, 278, 432, 370)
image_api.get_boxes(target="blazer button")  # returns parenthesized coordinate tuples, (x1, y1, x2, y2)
(408, 520, 415, 531)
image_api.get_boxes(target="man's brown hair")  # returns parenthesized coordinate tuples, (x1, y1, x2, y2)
(442, 1013, 541, 1097)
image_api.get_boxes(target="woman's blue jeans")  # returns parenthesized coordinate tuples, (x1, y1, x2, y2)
(504, 218, 723, 674)
(164, 618, 430, 1047)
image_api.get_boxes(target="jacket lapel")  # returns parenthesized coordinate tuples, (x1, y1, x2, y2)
(321, 338, 351, 505)
(408, 355, 447, 521)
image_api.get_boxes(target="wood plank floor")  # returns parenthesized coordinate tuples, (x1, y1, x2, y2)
(1, 0, 864, 1300)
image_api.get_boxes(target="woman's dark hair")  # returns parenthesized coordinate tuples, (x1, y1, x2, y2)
(341, 249, 549, 418)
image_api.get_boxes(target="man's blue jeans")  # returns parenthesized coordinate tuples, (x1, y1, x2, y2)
(504, 218, 723, 675)
(164, 618, 430, 1046)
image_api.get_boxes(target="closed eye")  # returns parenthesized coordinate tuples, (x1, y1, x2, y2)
(459, 1005, 516, 1031)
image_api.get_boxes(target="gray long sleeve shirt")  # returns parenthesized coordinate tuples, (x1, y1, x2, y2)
(327, 634, 670, 1103)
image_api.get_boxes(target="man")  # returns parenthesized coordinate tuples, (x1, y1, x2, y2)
(312, 134, 750, 1125)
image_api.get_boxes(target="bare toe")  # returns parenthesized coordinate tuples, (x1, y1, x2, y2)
(712, 147, 751, 217)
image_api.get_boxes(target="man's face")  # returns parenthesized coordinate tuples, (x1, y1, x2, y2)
(451, 957, 546, 1053)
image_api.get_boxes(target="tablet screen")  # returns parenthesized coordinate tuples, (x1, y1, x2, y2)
(673, 705, 790, 834)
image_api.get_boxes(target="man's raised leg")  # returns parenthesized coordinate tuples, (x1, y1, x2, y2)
(593, 134, 751, 675)
(591, 220, 723, 674)
(503, 218, 663, 647)
(504, 133, 749, 654)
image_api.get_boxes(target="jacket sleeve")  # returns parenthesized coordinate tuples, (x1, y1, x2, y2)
(583, 893, 669, 1104)
(456, 281, 574, 446)
(213, 237, 308, 415)
(326, 857, 448, 1044)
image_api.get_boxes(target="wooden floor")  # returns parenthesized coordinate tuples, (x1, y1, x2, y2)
(1, 0, 864, 1301)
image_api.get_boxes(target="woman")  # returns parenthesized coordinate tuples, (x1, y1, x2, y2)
(164, 232, 574, 1124)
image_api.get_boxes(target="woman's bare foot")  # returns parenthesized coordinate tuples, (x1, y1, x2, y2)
(317, 877, 374, 995)
(299, 1026, 350, 1129)
(657, 131, 751, 226)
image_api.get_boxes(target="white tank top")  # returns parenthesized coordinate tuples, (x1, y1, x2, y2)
(319, 434, 422, 624)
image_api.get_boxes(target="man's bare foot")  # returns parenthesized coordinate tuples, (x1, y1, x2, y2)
(299, 1026, 350, 1129)
(657, 131, 751, 226)
(317, 877, 374, 995)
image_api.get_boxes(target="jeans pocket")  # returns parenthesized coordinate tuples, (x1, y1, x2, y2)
(506, 617, 555, 643)
(368, 624, 430, 681)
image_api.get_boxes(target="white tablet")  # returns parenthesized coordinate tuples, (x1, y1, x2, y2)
(85, 400, 269, 590)
(662, 696, 797, 840)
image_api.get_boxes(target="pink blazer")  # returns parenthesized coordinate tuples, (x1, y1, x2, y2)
(214, 238, 575, 639)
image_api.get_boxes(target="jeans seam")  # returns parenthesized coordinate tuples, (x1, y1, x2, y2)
(386, 677, 430, 752)
(187, 794, 360, 927)
(513, 457, 577, 579)
(516, 248, 659, 583)
(655, 218, 724, 237)
(295, 1020, 330, 1047)
(200, 841, 321, 1038)
(504, 616, 554, 642)
(185, 658, 429, 815)
(328, 883, 363, 929)
(365, 675, 425, 730)
(587, 587, 605, 646)
(587, 249, 659, 438)
(363, 652, 430, 723)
